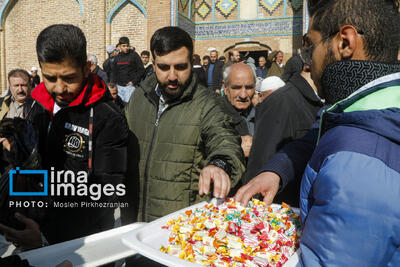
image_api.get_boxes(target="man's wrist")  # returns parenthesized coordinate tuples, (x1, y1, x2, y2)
(207, 158, 232, 176)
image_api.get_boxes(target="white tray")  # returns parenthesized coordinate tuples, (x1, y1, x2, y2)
(121, 201, 301, 267)
(19, 222, 145, 267)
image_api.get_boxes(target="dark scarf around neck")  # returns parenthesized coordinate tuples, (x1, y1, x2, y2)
(321, 60, 400, 104)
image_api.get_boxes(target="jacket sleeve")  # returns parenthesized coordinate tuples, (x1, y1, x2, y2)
(131, 52, 145, 86)
(93, 106, 129, 202)
(110, 56, 118, 84)
(257, 107, 327, 190)
(200, 96, 246, 188)
(245, 96, 294, 182)
(213, 62, 224, 90)
(300, 150, 400, 266)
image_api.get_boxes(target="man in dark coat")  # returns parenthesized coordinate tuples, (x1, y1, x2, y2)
(88, 54, 108, 84)
(0, 24, 128, 250)
(205, 50, 224, 93)
(244, 66, 323, 206)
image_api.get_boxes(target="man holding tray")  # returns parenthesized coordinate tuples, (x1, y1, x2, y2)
(123, 26, 245, 224)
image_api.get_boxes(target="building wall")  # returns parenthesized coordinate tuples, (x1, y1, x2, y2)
(0, 0, 305, 91)
(146, 0, 171, 51)
(1, 0, 84, 91)
(110, 1, 147, 53)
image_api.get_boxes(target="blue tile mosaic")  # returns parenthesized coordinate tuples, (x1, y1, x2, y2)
(215, 0, 237, 18)
(178, 13, 302, 39)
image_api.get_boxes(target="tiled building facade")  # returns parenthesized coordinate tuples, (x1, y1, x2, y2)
(0, 0, 308, 91)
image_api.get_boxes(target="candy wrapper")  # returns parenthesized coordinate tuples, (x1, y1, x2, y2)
(160, 199, 301, 266)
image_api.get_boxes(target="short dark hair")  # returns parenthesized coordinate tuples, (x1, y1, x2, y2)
(203, 55, 210, 61)
(107, 82, 117, 89)
(309, 0, 400, 63)
(119, 37, 130, 45)
(193, 54, 201, 65)
(219, 56, 226, 61)
(36, 24, 87, 67)
(8, 69, 30, 83)
(150, 26, 193, 60)
(141, 50, 150, 57)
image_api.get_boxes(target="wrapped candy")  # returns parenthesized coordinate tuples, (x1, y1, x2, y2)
(161, 199, 301, 266)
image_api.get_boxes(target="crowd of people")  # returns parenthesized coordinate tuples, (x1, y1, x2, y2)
(0, 0, 400, 266)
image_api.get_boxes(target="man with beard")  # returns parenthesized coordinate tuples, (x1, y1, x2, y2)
(235, 0, 400, 265)
(0, 24, 128, 249)
(122, 26, 245, 223)
(0, 69, 34, 120)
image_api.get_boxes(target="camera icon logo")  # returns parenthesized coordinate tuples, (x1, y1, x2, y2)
(9, 167, 48, 196)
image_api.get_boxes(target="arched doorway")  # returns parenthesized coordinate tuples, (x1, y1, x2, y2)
(224, 41, 272, 66)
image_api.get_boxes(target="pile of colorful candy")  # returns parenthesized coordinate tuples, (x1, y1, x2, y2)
(160, 198, 301, 266)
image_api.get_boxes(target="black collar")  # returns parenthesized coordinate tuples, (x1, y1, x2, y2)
(322, 60, 400, 104)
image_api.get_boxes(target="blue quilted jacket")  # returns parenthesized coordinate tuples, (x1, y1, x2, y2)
(300, 73, 400, 266)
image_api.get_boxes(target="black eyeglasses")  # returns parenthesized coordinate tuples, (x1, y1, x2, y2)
(299, 31, 339, 66)
(299, 30, 364, 66)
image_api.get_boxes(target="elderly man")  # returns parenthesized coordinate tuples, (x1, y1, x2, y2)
(122, 26, 245, 223)
(254, 76, 285, 105)
(236, 0, 400, 265)
(88, 54, 108, 83)
(0, 69, 40, 120)
(222, 63, 256, 158)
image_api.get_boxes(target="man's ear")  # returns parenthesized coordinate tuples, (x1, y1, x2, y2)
(338, 25, 365, 60)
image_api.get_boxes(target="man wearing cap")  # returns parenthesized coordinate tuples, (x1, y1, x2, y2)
(103, 45, 116, 80)
(254, 76, 285, 105)
(244, 58, 323, 206)
(30, 67, 40, 88)
(110, 37, 145, 102)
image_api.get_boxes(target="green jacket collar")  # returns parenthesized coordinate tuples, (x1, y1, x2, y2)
(140, 73, 198, 106)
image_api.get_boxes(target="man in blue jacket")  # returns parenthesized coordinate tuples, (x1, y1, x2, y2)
(236, 0, 400, 265)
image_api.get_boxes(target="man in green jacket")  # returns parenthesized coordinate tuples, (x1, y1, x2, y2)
(267, 50, 285, 78)
(123, 27, 245, 223)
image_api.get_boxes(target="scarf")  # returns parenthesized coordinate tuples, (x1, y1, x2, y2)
(321, 60, 400, 104)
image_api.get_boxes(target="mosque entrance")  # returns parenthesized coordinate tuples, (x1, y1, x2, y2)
(224, 41, 271, 66)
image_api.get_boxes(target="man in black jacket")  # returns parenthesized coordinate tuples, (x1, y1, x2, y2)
(0, 24, 128, 249)
(244, 64, 323, 206)
(111, 37, 145, 102)
(103, 45, 116, 81)
(205, 50, 224, 93)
